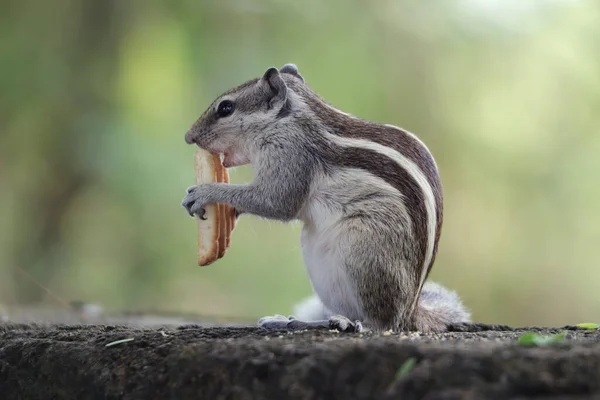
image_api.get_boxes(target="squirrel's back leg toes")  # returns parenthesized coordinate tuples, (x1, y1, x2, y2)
(257, 314, 296, 329)
(328, 315, 365, 333)
(258, 315, 331, 331)
(258, 295, 367, 332)
(258, 314, 365, 332)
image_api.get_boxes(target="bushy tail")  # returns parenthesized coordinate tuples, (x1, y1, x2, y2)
(412, 281, 471, 332)
(292, 294, 332, 321)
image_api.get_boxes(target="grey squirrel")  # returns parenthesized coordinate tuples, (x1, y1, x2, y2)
(182, 64, 471, 332)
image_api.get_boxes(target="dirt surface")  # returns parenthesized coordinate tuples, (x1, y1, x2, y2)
(1, 312, 600, 400)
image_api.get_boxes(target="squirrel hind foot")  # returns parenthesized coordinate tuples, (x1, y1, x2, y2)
(257, 314, 296, 330)
(257, 314, 365, 333)
(328, 315, 365, 333)
(257, 314, 329, 331)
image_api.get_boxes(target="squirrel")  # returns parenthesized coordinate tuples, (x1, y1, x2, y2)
(182, 63, 471, 333)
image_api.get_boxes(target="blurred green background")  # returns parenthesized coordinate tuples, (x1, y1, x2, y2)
(1, 0, 599, 327)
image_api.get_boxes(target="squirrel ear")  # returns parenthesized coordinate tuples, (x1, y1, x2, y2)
(261, 67, 287, 108)
(280, 63, 304, 83)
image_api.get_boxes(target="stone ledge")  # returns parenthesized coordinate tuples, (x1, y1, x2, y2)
(1, 323, 599, 400)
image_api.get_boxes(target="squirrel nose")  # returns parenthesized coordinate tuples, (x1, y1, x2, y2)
(185, 132, 196, 145)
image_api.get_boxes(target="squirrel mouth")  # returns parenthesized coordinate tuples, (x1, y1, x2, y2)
(187, 140, 248, 168)
(222, 152, 235, 168)
(222, 151, 250, 168)
(187, 140, 230, 167)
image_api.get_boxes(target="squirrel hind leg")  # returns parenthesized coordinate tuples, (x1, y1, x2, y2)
(257, 295, 367, 333)
(412, 281, 471, 332)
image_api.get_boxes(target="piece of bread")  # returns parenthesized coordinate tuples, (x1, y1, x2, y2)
(216, 162, 227, 259)
(193, 149, 237, 266)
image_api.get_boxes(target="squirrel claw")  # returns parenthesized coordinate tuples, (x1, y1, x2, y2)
(182, 186, 208, 219)
(329, 315, 364, 333)
(182, 197, 195, 216)
(184, 203, 206, 219)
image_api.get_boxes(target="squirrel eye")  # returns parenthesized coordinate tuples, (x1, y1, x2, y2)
(216, 100, 235, 118)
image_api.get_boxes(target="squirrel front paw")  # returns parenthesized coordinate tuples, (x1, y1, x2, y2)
(182, 185, 209, 218)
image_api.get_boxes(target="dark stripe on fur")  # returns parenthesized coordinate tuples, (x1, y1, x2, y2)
(287, 77, 443, 282)
(322, 144, 429, 282)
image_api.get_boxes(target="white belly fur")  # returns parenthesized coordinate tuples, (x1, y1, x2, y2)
(297, 168, 403, 322)
(300, 218, 363, 321)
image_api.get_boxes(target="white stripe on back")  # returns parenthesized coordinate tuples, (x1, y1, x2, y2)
(322, 130, 437, 312)
(383, 124, 439, 173)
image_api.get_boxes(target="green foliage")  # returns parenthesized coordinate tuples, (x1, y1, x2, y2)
(576, 323, 600, 330)
(395, 357, 417, 381)
(1, 0, 599, 326)
(517, 332, 567, 347)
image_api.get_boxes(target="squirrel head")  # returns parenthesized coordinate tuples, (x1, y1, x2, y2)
(185, 64, 305, 162)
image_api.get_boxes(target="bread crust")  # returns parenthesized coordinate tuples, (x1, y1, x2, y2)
(216, 158, 227, 259)
(194, 149, 236, 266)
